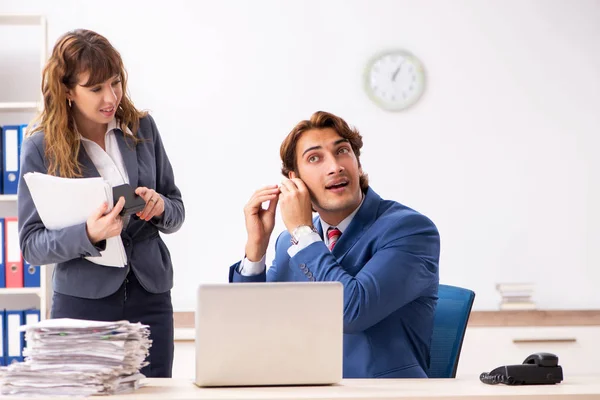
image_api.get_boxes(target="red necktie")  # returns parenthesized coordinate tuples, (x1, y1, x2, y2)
(327, 227, 341, 251)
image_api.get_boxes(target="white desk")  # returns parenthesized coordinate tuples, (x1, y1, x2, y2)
(44, 376, 600, 399)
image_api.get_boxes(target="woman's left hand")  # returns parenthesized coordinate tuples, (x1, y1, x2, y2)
(135, 187, 165, 221)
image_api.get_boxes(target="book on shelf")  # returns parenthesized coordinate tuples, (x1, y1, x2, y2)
(495, 282, 534, 293)
(501, 296, 534, 303)
(496, 282, 536, 311)
(498, 291, 534, 298)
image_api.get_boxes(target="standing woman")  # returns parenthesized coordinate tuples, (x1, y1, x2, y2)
(18, 29, 185, 378)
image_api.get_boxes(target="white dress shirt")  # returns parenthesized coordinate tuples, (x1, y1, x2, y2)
(240, 195, 365, 276)
(79, 118, 130, 187)
(79, 118, 133, 240)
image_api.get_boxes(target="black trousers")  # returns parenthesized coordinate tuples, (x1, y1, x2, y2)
(51, 270, 174, 378)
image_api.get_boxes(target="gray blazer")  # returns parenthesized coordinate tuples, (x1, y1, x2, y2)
(18, 115, 185, 299)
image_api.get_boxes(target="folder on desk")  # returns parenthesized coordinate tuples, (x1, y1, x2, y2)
(5, 310, 25, 364)
(3, 125, 20, 195)
(5, 218, 23, 288)
(0, 218, 5, 289)
(0, 309, 5, 366)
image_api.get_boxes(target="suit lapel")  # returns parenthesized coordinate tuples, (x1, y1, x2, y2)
(330, 187, 381, 259)
(114, 129, 138, 188)
(77, 143, 101, 178)
(77, 128, 138, 185)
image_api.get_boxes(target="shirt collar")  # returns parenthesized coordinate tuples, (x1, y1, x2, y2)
(77, 118, 131, 142)
(320, 192, 365, 235)
(106, 118, 118, 133)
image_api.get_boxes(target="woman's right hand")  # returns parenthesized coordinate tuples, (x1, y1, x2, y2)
(86, 197, 126, 244)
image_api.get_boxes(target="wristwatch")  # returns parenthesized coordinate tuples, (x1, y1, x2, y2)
(291, 225, 317, 245)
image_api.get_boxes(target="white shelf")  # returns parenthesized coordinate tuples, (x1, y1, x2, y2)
(0, 102, 40, 111)
(1, 13, 49, 319)
(0, 15, 45, 26)
(0, 287, 41, 295)
(0, 195, 17, 201)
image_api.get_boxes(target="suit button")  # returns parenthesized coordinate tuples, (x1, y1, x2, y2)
(306, 272, 313, 279)
(124, 241, 130, 247)
(310, 276, 316, 282)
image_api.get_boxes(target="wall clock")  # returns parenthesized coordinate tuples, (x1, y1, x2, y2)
(364, 50, 426, 111)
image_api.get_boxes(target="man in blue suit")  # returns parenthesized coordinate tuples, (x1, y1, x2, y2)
(229, 111, 440, 378)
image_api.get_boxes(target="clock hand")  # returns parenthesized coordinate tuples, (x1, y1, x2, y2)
(391, 61, 406, 81)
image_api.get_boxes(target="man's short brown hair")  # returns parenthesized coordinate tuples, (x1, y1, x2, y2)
(280, 111, 369, 191)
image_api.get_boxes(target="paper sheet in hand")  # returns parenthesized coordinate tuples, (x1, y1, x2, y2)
(23, 172, 127, 268)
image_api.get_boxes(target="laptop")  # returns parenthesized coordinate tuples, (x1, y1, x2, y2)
(194, 282, 343, 387)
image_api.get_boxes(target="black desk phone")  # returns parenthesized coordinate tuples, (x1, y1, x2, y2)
(480, 353, 563, 385)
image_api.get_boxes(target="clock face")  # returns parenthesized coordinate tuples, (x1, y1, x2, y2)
(364, 50, 426, 111)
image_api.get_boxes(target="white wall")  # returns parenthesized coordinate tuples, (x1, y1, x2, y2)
(1, 0, 599, 311)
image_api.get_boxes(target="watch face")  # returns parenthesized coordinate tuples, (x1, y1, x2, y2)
(364, 50, 426, 111)
(294, 226, 314, 237)
(291, 225, 316, 244)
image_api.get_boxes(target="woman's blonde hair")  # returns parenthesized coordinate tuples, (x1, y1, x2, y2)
(30, 29, 145, 177)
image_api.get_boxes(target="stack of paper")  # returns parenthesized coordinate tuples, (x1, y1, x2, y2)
(23, 172, 127, 267)
(496, 282, 536, 310)
(0, 318, 151, 396)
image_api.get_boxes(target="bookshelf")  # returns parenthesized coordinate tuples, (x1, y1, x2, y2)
(0, 14, 49, 319)
(0, 102, 40, 111)
(0, 287, 42, 295)
(0, 195, 17, 202)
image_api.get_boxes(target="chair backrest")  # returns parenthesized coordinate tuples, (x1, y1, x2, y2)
(427, 284, 475, 378)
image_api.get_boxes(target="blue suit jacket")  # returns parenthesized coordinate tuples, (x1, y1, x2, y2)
(229, 187, 440, 378)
